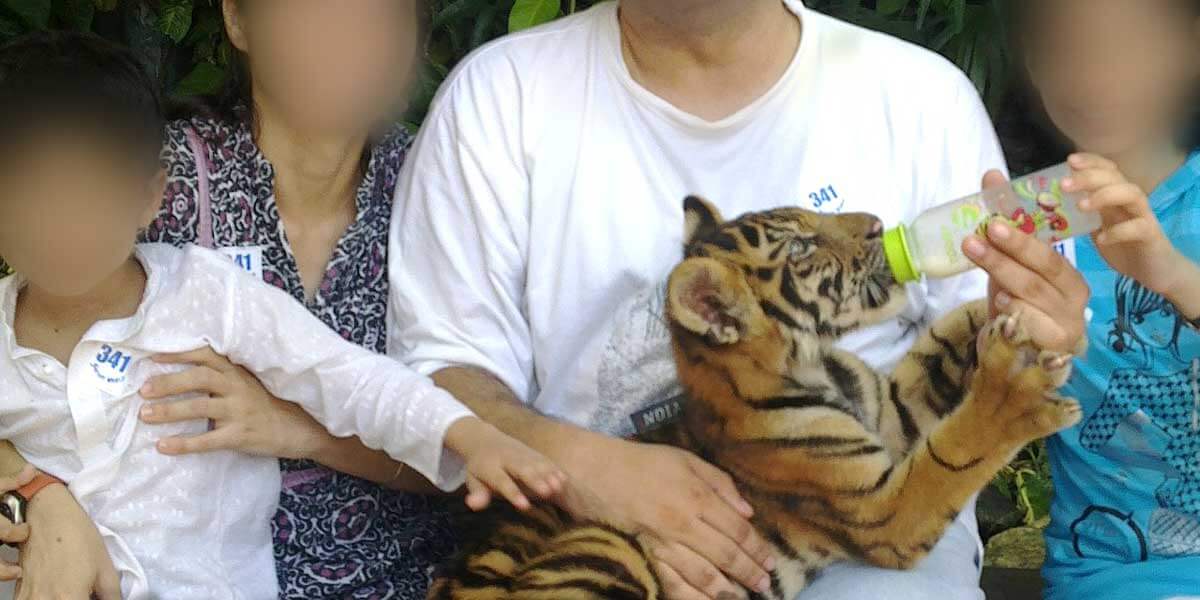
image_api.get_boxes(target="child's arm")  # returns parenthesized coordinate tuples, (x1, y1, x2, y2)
(189, 250, 562, 502)
(1065, 153, 1200, 320)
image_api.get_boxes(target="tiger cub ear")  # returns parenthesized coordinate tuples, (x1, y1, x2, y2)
(667, 257, 755, 345)
(683, 196, 725, 244)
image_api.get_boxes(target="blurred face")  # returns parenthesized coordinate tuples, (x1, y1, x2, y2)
(226, 0, 420, 135)
(1024, 0, 1200, 155)
(0, 131, 163, 297)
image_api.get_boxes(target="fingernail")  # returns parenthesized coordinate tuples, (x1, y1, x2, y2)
(764, 556, 777, 571)
(738, 499, 754, 516)
(995, 292, 1012, 308)
(140, 383, 152, 395)
(964, 237, 987, 259)
(757, 576, 771, 593)
(1078, 198, 1092, 211)
(140, 405, 155, 419)
(1062, 177, 1075, 189)
(989, 221, 1012, 241)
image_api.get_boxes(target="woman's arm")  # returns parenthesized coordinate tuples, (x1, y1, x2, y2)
(141, 348, 441, 493)
(313, 432, 441, 493)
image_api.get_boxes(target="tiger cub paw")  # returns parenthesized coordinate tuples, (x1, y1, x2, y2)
(972, 312, 1083, 441)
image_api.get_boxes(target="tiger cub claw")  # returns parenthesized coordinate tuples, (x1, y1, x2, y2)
(974, 313, 1082, 441)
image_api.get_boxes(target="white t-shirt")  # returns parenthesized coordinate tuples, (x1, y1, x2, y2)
(390, 0, 1004, 434)
(0, 245, 472, 599)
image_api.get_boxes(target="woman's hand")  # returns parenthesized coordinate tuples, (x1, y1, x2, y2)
(17, 483, 121, 600)
(964, 170, 1091, 353)
(139, 347, 329, 459)
(0, 466, 34, 580)
(1065, 153, 1196, 296)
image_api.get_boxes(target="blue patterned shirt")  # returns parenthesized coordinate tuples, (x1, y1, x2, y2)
(1044, 152, 1200, 599)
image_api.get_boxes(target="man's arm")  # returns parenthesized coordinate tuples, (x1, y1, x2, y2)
(431, 366, 775, 598)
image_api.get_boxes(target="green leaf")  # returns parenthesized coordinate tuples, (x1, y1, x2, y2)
(53, 0, 93, 31)
(93, 0, 118, 11)
(509, 0, 558, 33)
(158, 0, 193, 43)
(3, 0, 52, 29)
(1019, 472, 1053, 524)
(876, 0, 908, 17)
(173, 61, 225, 97)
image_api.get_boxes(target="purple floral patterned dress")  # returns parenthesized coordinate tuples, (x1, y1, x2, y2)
(142, 114, 458, 599)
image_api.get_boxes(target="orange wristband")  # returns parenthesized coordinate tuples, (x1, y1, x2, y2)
(16, 472, 63, 502)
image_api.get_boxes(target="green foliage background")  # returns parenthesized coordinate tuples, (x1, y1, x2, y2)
(0, 0, 1045, 526)
(0, 0, 1012, 119)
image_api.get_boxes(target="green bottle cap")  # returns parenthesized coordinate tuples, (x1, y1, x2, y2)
(883, 226, 919, 284)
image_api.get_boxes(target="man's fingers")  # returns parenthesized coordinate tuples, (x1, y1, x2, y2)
(966, 233, 1062, 313)
(141, 366, 229, 399)
(651, 540, 746, 600)
(687, 454, 753, 518)
(141, 395, 230, 424)
(992, 295, 1078, 353)
(682, 518, 770, 595)
(651, 556, 713, 600)
(987, 221, 1079, 290)
(151, 347, 235, 373)
(156, 429, 237, 456)
(694, 495, 774, 573)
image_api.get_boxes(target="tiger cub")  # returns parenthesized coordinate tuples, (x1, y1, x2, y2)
(428, 197, 1082, 600)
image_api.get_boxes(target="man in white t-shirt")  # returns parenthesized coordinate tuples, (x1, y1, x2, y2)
(389, 1, 1090, 598)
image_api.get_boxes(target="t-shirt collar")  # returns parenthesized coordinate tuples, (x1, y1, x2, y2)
(606, 0, 819, 132)
(1149, 150, 1200, 212)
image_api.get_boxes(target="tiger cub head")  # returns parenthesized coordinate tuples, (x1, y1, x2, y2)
(667, 196, 907, 361)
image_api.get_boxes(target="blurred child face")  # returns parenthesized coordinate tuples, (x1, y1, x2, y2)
(1024, 0, 1200, 155)
(225, 0, 421, 135)
(0, 131, 163, 297)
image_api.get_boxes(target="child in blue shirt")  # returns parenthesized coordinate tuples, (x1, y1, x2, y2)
(1010, 1, 1200, 597)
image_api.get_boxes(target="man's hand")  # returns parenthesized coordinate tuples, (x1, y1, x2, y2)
(964, 170, 1090, 353)
(559, 436, 774, 600)
(17, 484, 121, 600)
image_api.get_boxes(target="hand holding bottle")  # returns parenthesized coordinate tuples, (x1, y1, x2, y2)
(965, 171, 1091, 354)
(1066, 153, 1192, 294)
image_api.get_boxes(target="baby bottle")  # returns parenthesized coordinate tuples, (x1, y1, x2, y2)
(883, 163, 1101, 283)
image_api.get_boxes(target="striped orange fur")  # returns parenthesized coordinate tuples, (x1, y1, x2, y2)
(429, 197, 1082, 600)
